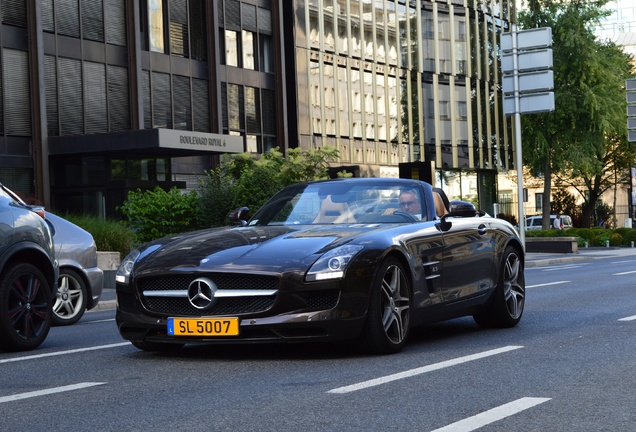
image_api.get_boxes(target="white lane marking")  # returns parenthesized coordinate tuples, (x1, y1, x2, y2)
(82, 318, 116, 324)
(613, 270, 636, 276)
(327, 346, 523, 394)
(526, 281, 570, 289)
(618, 315, 636, 321)
(429, 397, 551, 432)
(610, 260, 636, 264)
(541, 265, 582, 272)
(0, 382, 106, 404)
(0, 342, 130, 365)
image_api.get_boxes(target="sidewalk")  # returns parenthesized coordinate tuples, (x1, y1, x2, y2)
(526, 246, 636, 268)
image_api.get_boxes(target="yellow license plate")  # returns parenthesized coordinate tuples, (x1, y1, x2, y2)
(167, 317, 239, 336)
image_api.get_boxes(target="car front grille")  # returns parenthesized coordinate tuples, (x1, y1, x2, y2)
(137, 274, 279, 316)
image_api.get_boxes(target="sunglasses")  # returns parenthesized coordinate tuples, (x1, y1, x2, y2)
(400, 200, 417, 207)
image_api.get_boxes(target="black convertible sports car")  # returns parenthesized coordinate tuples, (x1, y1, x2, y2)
(116, 178, 525, 354)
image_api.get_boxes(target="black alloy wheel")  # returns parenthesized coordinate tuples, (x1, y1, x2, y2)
(473, 246, 525, 328)
(360, 256, 411, 354)
(0, 263, 53, 351)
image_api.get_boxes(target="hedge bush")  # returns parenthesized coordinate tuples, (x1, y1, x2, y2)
(525, 227, 636, 248)
(119, 186, 200, 245)
(61, 213, 133, 258)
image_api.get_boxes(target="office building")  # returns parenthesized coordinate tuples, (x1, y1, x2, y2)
(0, 0, 516, 218)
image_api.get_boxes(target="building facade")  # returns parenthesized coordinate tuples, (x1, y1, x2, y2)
(0, 0, 516, 219)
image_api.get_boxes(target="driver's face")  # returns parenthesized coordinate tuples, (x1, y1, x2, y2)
(399, 192, 421, 216)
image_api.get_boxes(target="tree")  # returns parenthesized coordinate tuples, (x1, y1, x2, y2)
(517, 0, 631, 228)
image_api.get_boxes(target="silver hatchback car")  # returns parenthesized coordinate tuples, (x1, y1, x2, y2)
(46, 212, 104, 325)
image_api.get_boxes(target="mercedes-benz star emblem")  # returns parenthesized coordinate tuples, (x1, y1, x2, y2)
(187, 277, 218, 310)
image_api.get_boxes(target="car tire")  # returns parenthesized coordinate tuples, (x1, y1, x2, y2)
(0, 262, 53, 351)
(52, 268, 88, 326)
(131, 340, 185, 352)
(360, 256, 411, 354)
(473, 246, 525, 328)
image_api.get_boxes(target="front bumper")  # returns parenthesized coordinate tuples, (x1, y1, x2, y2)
(116, 307, 366, 345)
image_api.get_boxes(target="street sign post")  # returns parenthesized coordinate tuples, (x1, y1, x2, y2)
(501, 26, 554, 245)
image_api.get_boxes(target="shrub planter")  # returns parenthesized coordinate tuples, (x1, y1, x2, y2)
(525, 237, 579, 254)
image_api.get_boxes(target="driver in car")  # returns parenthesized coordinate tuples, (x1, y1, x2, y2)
(398, 189, 422, 220)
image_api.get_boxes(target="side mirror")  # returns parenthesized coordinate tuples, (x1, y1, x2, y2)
(437, 200, 480, 232)
(229, 207, 250, 226)
(448, 200, 478, 217)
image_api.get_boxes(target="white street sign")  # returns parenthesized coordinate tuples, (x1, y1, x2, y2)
(503, 70, 554, 95)
(504, 92, 555, 115)
(629, 130, 636, 142)
(628, 117, 636, 129)
(626, 78, 636, 91)
(501, 27, 552, 52)
(502, 49, 553, 73)
(628, 105, 636, 117)
(627, 92, 636, 104)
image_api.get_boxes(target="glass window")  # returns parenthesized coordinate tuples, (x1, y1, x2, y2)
(225, 30, 239, 67)
(364, 71, 375, 140)
(323, 0, 335, 52)
(245, 86, 261, 134)
(242, 30, 256, 70)
(3, 49, 31, 136)
(84, 61, 107, 134)
(397, 2, 408, 67)
(169, 0, 189, 57)
(259, 34, 274, 73)
(338, 66, 350, 137)
(438, 11, 451, 74)
(336, 0, 348, 54)
(309, 60, 322, 134)
(148, 0, 165, 53)
(309, 0, 320, 49)
(350, 0, 362, 57)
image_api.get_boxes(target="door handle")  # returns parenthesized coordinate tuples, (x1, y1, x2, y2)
(478, 224, 487, 235)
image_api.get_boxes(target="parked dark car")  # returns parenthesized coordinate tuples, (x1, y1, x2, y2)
(0, 183, 58, 351)
(46, 212, 103, 325)
(116, 178, 525, 354)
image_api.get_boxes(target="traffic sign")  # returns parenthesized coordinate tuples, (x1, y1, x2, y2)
(502, 49, 553, 73)
(501, 27, 552, 52)
(503, 70, 554, 95)
(504, 92, 555, 115)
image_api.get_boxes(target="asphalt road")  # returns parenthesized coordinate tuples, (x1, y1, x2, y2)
(1, 248, 636, 431)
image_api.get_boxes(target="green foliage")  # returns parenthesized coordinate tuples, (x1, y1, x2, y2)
(609, 233, 623, 246)
(622, 229, 636, 246)
(61, 213, 133, 258)
(551, 188, 580, 218)
(119, 186, 199, 244)
(197, 146, 341, 228)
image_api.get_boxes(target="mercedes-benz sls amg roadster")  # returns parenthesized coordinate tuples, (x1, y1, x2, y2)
(116, 178, 525, 354)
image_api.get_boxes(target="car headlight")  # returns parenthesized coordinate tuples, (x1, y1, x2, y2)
(116, 249, 140, 285)
(305, 245, 364, 282)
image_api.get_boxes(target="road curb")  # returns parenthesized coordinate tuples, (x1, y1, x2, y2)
(92, 299, 117, 311)
(525, 255, 591, 268)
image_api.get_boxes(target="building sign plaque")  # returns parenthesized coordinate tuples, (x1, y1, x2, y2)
(158, 129, 244, 154)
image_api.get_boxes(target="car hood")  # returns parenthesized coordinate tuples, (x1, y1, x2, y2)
(134, 224, 384, 274)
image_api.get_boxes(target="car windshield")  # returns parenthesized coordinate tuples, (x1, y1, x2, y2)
(248, 181, 428, 226)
